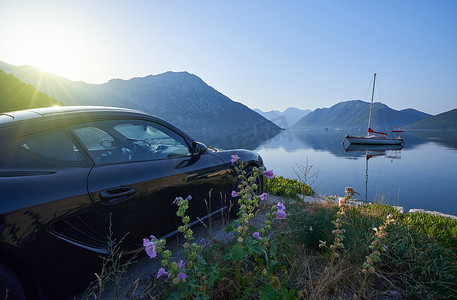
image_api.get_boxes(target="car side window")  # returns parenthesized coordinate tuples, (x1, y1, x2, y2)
(11, 128, 87, 164)
(70, 120, 191, 164)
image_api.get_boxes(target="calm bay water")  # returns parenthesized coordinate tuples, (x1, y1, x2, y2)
(191, 129, 457, 216)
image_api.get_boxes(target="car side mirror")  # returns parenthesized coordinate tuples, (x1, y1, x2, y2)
(191, 141, 208, 155)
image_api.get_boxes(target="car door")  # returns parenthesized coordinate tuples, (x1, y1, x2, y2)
(1, 126, 108, 297)
(69, 118, 229, 245)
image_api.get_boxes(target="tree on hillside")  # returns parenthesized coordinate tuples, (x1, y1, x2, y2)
(0, 69, 63, 113)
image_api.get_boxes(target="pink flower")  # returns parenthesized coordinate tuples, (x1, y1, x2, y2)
(156, 267, 168, 279)
(263, 169, 274, 179)
(231, 154, 240, 165)
(260, 193, 267, 201)
(253, 231, 260, 240)
(143, 238, 157, 258)
(231, 190, 238, 197)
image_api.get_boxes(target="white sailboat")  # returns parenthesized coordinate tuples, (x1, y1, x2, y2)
(344, 73, 404, 145)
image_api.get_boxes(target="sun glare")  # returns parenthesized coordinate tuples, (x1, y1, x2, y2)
(12, 22, 90, 81)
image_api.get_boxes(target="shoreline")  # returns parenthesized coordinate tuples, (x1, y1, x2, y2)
(296, 193, 457, 220)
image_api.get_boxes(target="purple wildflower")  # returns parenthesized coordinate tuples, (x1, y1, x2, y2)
(177, 272, 187, 280)
(231, 190, 238, 197)
(231, 154, 240, 165)
(253, 231, 260, 240)
(263, 169, 275, 179)
(186, 195, 192, 201)
(260, 193, 267, 201)
(200, 238, 205, 253)
(143, 238, 157, 258)
(276, 209, 286, 219)
(156, 267, 168, 279)
(275, 202, 285, 210)
(173, 197, 180, 205)
(177, 260, 186, 271)
(275, 202, 287, 219)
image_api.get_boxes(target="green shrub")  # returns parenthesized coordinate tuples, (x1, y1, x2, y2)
(264, 176, 314, 201)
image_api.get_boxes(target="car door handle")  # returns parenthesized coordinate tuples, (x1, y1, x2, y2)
(99, 187, 137, 205)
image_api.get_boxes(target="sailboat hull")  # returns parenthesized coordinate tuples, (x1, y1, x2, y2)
(345, 135, 404, 145)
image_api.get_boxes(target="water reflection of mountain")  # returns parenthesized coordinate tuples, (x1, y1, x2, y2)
(188, 129, 457, 154)
(186, 129, 281, 150)
(262, 130, 443, 158)
(404, 130, 457, 150)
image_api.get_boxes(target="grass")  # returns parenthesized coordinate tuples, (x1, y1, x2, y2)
(85, 176, 457, 299)
(280, 200, 457, 298)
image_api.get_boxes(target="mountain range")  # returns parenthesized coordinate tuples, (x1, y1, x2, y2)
(253, 107, 311, 128)
(292, 100, 432, 130)
(1, 61, 455, 131)
(0, 61, 280, 132)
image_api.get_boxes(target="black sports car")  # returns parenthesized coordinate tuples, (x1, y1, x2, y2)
(0, 106, 264, 299)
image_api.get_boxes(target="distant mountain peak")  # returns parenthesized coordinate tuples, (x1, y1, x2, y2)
(292, 100, 431, 130)
(254, 107, 311, 127)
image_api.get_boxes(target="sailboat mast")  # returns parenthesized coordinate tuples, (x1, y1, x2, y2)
(367, 73, 376, 135)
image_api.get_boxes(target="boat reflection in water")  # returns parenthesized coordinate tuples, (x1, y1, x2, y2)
(344, 144, 404, 202)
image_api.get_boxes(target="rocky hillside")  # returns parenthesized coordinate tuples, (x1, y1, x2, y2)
(0, 61, 280, 132)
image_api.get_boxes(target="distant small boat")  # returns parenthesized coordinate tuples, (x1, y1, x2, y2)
(345, 73, 404, 146)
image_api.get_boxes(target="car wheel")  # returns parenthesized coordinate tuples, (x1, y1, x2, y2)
(230, 165, 263, 217)
(0, 262, 25, 300)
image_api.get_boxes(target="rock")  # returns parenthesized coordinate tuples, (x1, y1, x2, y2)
(392, 206, 405, 214)
(408, 209, 457, 220)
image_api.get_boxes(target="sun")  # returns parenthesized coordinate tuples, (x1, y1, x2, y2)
(10, 21, 93, 81)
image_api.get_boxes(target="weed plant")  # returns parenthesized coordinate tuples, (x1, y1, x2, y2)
(82, 217, 139, 300)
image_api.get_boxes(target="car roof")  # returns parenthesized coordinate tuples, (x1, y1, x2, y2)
(0, 106, 147, 127)
(0, 106, 196, 142)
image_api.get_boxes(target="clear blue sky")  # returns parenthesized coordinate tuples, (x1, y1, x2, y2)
(1, 0, 456, 115)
